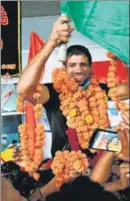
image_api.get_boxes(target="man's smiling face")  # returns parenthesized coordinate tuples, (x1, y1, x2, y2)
(66, 54, 92, 85)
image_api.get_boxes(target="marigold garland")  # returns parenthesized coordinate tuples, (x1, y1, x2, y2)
(106, 52, 128, 112)
(17, 84, 45, 180)
(52, 68, 110, 150)
(16, 95, 26, 112)
(106, 52, 118, 60)
(51, 150, 89, 189)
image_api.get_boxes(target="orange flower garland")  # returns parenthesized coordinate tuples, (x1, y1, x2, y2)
(51, 150, 89, 189)
(107, 52, 128, 112)
(106, 52, 118, 61)
(17, 85, 45, 180)
(16, 95, 26, 112)
(52, 68, 110, 150)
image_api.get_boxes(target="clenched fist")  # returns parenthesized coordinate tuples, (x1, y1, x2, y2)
(49, 15, 74, 47)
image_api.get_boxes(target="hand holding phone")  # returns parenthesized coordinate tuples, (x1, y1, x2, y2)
(89, 129, 121, 152)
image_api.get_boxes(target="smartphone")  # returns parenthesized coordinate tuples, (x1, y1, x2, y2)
(89, 129, 121, 152)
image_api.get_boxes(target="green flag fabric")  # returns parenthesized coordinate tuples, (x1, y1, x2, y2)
(61, 1, 129, 64)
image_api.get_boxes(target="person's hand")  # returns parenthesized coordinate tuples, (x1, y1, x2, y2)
(49, 15, 74, 47)
(29, 188, 45, 201)
(119, 163, 130, 189)
(116, 127, 129, 162)
(104, 162, 130, 192)
(2, 177, 27, 201)
(66, 168, 81, 183)
(116, 109, 129, 162)
(120, 109, 129, 130)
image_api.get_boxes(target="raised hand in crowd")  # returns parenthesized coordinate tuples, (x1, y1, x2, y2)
(120, 109, 129, 131)
(49, 15, 73, 47)
(104, 162, 130, 192)
(17, 15, 73, 105)
(116, 108, 129, 162)
(119, 163, 130, 189)
(103, 107, 130, 192)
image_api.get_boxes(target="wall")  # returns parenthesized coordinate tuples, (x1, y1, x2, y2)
(22, 16, 110, 83)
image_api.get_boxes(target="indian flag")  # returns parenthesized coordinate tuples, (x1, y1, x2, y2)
(61, 1, 129, 65)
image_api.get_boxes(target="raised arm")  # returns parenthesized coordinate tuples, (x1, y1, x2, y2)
(104, 162, 130, 192)
(17, 16, 73, 105)
(90, 152, 115, 184)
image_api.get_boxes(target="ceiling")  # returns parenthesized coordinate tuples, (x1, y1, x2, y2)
(21, 1, 61, 18)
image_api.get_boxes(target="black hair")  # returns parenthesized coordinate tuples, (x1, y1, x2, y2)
(12, 140, 18, 144)
(46, 176, 119, 201)
(1, 161, 38, 198)
(1, 161, 54, 199)
(66, 45, 92, 66)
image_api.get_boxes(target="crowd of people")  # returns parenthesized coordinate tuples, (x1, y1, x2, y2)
(1, 16, 129, 201)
